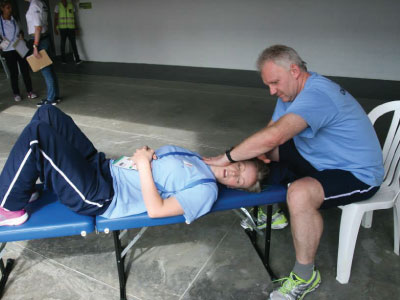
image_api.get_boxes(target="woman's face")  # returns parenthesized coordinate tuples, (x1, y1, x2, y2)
(1, 4, 12, 17)
(213, 161, 258, 189)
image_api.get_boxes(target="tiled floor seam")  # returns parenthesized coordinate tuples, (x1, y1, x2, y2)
(178, 218, 237, 300)
(9, 243, 143, 300)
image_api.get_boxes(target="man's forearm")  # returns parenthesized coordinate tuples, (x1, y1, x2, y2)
(204, 113, 306, 167)
(230, 125, 281, 161)
(34, 26, 42, 45)
(230, 113, 307, 162)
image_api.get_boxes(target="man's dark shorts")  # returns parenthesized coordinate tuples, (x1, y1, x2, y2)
(267, 139, 380, 209)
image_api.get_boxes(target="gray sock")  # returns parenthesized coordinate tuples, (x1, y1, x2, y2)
(292, 261, 314, 281)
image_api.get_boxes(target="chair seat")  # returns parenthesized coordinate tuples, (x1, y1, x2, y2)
(342, 185, 397, 209)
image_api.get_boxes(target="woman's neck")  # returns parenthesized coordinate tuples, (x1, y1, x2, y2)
(2, 14, 11, 20)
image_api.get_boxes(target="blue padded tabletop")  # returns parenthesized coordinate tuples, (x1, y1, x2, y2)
(0, 187, 95, 243)
(95, 184, 287, 232)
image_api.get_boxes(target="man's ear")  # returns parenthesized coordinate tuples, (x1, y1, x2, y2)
(290, 63, 301, 79)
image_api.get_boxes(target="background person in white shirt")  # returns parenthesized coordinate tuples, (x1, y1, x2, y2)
(0, 0, 37, 102)
(25, 0, 60, 107)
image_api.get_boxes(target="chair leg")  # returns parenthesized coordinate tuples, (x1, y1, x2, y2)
(394, 203, 400, 255)
(336, 205, 365, 284)
(361, 211, 373, 228)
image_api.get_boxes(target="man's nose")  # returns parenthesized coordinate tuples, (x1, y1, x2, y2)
(269, 86, 277, 95)
(229, 169, 239, 177)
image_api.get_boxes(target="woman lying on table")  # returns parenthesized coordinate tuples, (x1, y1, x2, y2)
(0, 105, 269, 226)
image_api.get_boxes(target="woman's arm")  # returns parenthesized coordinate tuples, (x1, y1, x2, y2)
(33, 26, 42, 58)
(132, 146, 184, 218)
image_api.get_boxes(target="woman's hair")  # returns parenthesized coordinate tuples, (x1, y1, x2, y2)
(256, 44, 307, 72)
(242, 159, 270, 193)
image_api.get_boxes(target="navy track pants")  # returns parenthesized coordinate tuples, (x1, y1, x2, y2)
(0, 105, 113, 215)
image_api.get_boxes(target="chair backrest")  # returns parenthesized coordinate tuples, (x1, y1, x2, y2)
(368, 100, 400, 189)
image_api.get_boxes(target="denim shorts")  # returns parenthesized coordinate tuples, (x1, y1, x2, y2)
(272, 139, 379, 209)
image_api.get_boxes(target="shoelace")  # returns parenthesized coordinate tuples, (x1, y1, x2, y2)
(273, 274, 305, 294)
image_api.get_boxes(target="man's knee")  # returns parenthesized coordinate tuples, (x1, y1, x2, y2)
(287, 177, 324, 212)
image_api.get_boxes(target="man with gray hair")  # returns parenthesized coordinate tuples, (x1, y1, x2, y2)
(204, 45, 383, 299)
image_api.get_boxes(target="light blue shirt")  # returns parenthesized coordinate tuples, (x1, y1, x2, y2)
(0, 16, 19, 51)
(272, 72, 384, 187)
(101, 145, 218, 224)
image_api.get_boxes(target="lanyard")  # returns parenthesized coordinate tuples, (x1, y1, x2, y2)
(157, 151, 202, 160)
(155, 179, 216, 194)
(155, 150, 216, 193)
(0, 17, 16, 41)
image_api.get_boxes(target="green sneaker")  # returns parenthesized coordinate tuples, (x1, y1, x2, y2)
(257, 209, 288, 230)
(240, 218, 258, 231)
(257, 208, 268, 223)
(269, 269, 321, 300)
(240, 209, 288, 230)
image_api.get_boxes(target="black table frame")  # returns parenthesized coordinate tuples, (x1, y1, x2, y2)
(111, 205, 276, 300)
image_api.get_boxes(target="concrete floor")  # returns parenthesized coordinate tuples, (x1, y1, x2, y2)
(0, 70, 399, 300)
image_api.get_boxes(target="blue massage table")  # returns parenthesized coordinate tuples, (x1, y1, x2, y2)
(0, 184, 286, 300)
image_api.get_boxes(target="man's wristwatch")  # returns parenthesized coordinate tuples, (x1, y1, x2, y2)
(33, 44, 38, 48)
(225, 147, 236, 163)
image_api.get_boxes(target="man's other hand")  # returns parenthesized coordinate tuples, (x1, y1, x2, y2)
(257, 154, 271, 164)
(203, 153, 230, 166)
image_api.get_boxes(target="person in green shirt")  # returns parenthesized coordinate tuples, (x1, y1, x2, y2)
(54, 0, 81, 64)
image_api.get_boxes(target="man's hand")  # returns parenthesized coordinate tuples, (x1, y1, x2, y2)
(33, 47, 42, 59)
(54, 28, 59, 35)
(130, 146, 157, 169)
(203, 153, 230, 166)
(257, 153, 271, 164)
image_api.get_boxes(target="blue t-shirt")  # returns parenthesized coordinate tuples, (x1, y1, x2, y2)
(101, 145, 218, 224)
(272, 72, 384, 187)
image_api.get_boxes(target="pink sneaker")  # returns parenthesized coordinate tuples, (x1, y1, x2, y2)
(27, 92, 38, 99)
(0, 206, 28, 226)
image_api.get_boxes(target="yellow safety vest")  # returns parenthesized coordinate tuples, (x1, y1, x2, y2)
(57, 1, 75, 29)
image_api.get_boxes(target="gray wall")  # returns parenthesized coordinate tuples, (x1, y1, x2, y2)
(33, 1, 400, 80)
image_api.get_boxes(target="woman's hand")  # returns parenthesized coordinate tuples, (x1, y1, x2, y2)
(33, 47, 42, 59)
(130, 146, 157, 170)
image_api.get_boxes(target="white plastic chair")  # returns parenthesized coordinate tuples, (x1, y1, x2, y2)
(336, 100, 400, 284)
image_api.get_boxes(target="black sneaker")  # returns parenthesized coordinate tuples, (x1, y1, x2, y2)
(36, 99, 57, 107)
(75, 59, 83, 65)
